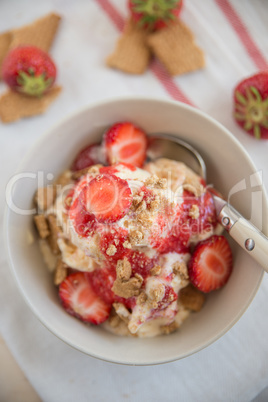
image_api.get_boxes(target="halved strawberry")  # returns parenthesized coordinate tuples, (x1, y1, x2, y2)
(59, 272, 111, 325)
(80, 174, 132, 223)
(188, 235, 233, 293)
(103, 122, 148, 167)
(71, 143, 103, 171)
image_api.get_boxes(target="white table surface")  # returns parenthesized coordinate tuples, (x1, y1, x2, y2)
(1, 0, 268, 401)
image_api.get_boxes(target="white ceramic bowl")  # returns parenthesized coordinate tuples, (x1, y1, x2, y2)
(5, 98, 267, 365)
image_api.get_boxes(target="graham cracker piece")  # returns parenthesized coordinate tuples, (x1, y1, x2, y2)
(147, 20, 205, 76)
(54, 170, 73, 187)
(47, 214, 61, 255)
(161, 320, 178, 335)
(107, 18, 151, 74)
(10, 13, 61, 52)
(34, 186, 57, 212)
(150, 265, 161, 276)
(54, 259, 68, 286)
(179, 284, 205, 312)
(112, 273, 143, 299)
(34, 214, 50, 239)
(0, 86, 61, 123)
(112, 302, 131, 323)
(0, 31, 12, 79)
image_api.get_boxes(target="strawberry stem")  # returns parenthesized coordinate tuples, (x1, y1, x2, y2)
(131, 0, 180, 28)
(16, 70, 52, 97)
(235, 86, 268, 139)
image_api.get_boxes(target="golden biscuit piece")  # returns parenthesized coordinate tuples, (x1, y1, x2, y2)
(0, 13, 61, 81)
(54, 260, 68, 286)
(0, 31, 12, 79)
(10, 13, 61, 52)
(147, 20, 205, 76)
(107, 19, 152, 74)
(34, 214, 50, 239)
(47, 214, 62, 255)
(0, 86, 61, 123)
(179, 284, 205, 312)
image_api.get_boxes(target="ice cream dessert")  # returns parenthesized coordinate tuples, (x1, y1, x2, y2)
(34, 122, 233, 337)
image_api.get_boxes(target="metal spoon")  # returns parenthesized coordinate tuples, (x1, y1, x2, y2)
(147, 134, 268, 272)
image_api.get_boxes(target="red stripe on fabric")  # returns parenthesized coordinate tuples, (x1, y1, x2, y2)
(96, 0, 125, 31)
(150, 59, 194, 105)
(95, 0, 195, 106)
(215, 0, 268, 70)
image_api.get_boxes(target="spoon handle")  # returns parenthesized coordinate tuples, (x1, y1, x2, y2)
(219, 203, 268, 273)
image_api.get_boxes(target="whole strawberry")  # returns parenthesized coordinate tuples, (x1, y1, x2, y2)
(2, 45, 56, 97)
(233, 71, 268, 140)
(128, 0, 183, 31)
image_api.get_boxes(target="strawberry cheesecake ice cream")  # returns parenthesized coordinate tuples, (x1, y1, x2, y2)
(34, 122, 233, 337)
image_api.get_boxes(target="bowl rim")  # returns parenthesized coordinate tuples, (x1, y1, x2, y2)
(4, 96, 265, 365)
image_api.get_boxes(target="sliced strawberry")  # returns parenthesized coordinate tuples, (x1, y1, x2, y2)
(69, 196, 97, 237)
(188, 235, 233, 293)
(59, 272, 111, 325)
(103, 122, 148, 167)
(71, 143, 103, 171)
(80, 174, 132, 223)
(88, 266, 116, 305)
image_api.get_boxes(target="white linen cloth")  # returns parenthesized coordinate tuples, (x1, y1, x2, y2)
(1, 0, 268, 400)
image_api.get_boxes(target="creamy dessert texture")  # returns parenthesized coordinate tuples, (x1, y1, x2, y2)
(33, 122, 233, 337)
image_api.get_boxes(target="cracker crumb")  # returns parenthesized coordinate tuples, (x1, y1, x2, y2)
(132, 194, 143, 207)
(183, 183, 204, 197)
(137, 211, 151, 228)
(136, 200, 147, 213)
(34, 214, 50, 239)
(179, 285, 205, 312)
(172, 261, 189, 280)
(145, 174, 159, 187)
(148, 283, 165, 303)
(116, 258, 132, 281)
(150, 265, 161, 276)
(136, 291, 147, 305)
(113, 302, 131, 323)
(161, 321, 179, 335)
(149, 197, 160, 212)
(189, 204, 200, 219)
(106, 244, 117, 256)
(123, 240, 132, 249)
(129, 229, 144, 246)
(112, 274, 143, 299)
